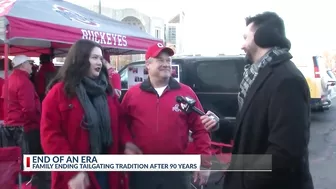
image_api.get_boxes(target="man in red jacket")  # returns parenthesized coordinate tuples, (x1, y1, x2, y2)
(121, 43, 213, 189)
(3, 55, 49, 189)
(34, 53, 57, 101)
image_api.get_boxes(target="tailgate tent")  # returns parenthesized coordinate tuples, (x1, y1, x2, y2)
(0, 0, 162, 118)
(0, 0, 162, 57)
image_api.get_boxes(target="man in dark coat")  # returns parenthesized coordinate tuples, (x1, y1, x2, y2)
(223, 12, 314, 189)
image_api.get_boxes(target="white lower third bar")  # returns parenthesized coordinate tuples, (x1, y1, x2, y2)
(200, 170, 272, 172)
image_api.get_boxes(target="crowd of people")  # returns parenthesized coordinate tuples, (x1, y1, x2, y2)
(0, 50, 126, 188)
(0, 11, 313, 189)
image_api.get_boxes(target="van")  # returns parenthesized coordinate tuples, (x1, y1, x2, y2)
(119, 56, 246, 143)
(326, 69, 336, 99)
(296, 56, 331, 111)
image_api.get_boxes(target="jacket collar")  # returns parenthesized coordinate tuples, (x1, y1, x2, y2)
(234, 51, 292, 143)
(13, 69, 29, 78)
(40, 62, 56, 72)
(268, 51, 293, 67)
(140, 77, 180, 93)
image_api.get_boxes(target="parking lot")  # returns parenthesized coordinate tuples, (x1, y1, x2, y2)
(192, 99, 336, 189)
(310, 99, 336, 189)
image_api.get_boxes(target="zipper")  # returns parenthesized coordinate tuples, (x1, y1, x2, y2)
(156, 97, 159, 132)
(155, 87, 168, 133)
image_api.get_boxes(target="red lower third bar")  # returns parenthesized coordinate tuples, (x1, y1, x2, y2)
(26, 157, 30, 168)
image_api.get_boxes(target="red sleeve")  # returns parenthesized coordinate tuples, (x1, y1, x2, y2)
(119, 90, 133, 146)
(17, 81, 39, 123)
(40, 85, 79, 180)
(187, 88, 212, 168)
(112, 73, 121, 90)
(107, 68, 121, 90)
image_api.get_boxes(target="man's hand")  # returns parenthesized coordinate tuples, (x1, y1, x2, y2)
(200, 111, 219, 131)
(68, 172, 90, 189)
(124, 142, 143, 154)
(193, 170, 211, 185)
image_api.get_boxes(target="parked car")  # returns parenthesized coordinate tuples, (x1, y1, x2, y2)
(118, 55, 246, 144)
(297, 56, 331, 111)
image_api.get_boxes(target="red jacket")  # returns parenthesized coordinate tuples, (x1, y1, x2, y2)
(40, 82, 127, 189)
(34, 62, 57, 100)
(121, 78, 211, 162)
(0, 78, 4, 120)
(107, 68, 121, 91)
(3, 69, 41, 131)
(107, 68, 121, 98)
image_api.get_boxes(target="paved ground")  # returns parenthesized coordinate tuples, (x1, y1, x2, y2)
(193, 100, 336, 189)
(309, 101, 336, 189)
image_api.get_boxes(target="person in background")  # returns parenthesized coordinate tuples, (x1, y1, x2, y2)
(0, 58, 13, 78)
(103, 59, 122, 98)
(0, 77, 4, 122)
(223, 12, 313, 189)
(30, 62, 39, 84)
(41, 39, 127, 189)
(0, 58, 12, 122)
(121, 43, 216, 189)
(2, 55, 49, 189)
(35, 53, 57, 101)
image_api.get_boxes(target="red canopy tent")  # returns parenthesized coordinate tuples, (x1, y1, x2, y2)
(0, 0, 162, 78)
(0, 0, 163, 125)
(0, 1, 162, 186)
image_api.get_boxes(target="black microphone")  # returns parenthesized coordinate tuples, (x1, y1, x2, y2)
(176, 96, 205, 116)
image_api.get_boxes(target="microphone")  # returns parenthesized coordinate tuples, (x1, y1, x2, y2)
(176, 96, 205, 116)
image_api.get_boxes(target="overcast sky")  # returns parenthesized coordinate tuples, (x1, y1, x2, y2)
(68, 0, 336, 56)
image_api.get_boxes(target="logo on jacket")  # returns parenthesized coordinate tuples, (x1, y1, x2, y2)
(172, 104, 181, 112)
(53, 5, 100, 27)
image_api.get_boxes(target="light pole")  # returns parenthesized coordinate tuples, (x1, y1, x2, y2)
(164, 24, 167, 46)
(98, 0, 101, 14)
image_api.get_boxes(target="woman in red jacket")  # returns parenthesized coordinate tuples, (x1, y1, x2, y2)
(41, 39, 126, 189)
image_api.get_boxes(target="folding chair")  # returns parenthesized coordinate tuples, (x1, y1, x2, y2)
(210, 141, 233, 165)
(189, 141, 233, 189)
(0, 147, 22, 189)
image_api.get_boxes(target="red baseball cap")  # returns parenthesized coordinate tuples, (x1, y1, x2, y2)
(145, 43, 174, 60)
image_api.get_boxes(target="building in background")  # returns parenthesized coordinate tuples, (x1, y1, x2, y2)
(165, 12, 185, 55)
(61, 1, 185, 69)
(83, 5, 164, 69)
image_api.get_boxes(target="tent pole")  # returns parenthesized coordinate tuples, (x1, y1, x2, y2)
(116, 56, 119, 71)
(4, 43, 8, 81)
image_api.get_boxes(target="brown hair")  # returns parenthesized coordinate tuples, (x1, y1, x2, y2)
(47, 39, 113, 97)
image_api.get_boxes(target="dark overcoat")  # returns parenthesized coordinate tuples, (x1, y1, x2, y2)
(223, 52, 314, 189)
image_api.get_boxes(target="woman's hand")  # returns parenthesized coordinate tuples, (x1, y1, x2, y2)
(193, 170, 210, 186)
(125, 142, 143, 154)
(68, 172, 90, 189)
(103, 59, 113, 69)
